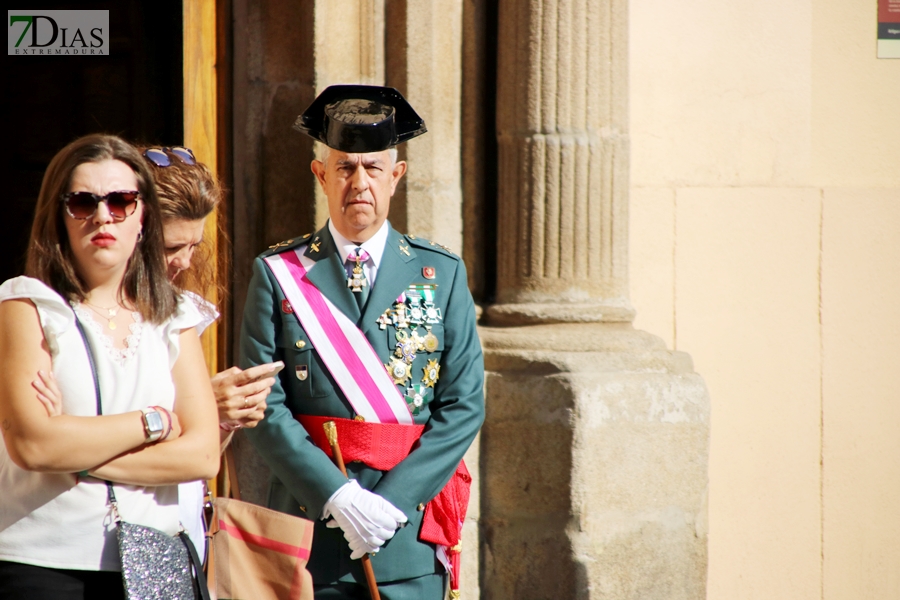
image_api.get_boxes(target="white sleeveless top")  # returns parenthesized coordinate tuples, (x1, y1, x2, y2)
(0, 276, 203, 571)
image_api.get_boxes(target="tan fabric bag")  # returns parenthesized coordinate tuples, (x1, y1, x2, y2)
(207, 448, 314, 600)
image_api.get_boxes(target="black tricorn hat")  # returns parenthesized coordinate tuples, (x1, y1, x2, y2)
(293, 85, 427, 153)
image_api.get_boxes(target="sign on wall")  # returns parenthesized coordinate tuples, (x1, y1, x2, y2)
(878, 0, 900, 58)
(8, 10, 109, 56)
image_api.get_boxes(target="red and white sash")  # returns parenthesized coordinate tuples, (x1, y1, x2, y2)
(264, 248, 413, 425)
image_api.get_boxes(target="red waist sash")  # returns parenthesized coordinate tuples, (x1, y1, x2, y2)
(295, 414, 471, 592)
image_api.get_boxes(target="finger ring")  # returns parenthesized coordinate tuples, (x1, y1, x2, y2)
(243, 398, 249, 408)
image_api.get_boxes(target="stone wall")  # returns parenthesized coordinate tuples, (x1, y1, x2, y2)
(629, 1, 900, 598)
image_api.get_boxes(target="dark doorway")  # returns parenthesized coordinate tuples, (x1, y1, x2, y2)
(3, 1, 183, 283)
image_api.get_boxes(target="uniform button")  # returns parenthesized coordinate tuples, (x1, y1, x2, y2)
(295, 340, 306, 349)
(417, 503, 425, 511)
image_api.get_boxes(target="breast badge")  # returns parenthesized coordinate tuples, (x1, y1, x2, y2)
(422, 359, 440, 388)
(405, 384, 433, 416)
(395, 338, 417, 364)
(386, 357, 411, 385)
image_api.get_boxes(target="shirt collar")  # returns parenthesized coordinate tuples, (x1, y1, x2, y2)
(327, 219, 389, 267)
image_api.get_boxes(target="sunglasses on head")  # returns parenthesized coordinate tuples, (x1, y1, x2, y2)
(143, 146, 196, 167)
(61, 190, 141, 221)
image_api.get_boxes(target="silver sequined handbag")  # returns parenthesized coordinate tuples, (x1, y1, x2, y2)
(74, 318, 209, 600)
(112, 493, 199, 599)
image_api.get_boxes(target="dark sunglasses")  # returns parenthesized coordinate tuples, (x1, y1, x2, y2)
(143, 146, 196, 167)
(61, 190, 141, 221)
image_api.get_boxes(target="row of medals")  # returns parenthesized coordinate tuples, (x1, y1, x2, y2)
(378, 288, 442, 416)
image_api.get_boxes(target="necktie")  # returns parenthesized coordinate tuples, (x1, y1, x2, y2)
(347, 248, 370, 310)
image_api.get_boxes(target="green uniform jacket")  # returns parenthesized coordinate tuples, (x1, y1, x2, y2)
(239, 222, 485, 585)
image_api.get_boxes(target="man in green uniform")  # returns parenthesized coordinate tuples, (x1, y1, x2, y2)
(240, 85, 484, 599)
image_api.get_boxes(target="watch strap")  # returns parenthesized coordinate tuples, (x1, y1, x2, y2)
(141, 407, 165, 443)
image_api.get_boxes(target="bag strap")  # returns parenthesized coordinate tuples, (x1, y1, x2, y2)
(224, 444, 242, 501)
(180, 532, 212, 600)
(74, 317, 118, 509)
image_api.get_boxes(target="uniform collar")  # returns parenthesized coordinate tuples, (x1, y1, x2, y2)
(328, 219, 389, 267)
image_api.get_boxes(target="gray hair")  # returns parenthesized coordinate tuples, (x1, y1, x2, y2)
(315, 142, 398, 167)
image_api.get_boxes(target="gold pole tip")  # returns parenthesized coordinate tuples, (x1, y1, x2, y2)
(323, 421, 337, 445)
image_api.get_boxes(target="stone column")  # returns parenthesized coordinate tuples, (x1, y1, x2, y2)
(385, 0, 465, 252)
(480, 1, 710, 598)
(487, 0, 632, 326)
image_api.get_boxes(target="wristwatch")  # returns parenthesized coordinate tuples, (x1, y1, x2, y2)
(141, 408, 165, 443)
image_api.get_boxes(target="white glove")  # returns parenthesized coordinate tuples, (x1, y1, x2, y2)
(322, 480, 408, 560)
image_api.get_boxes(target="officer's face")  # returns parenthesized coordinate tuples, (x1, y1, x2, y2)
(311, 150, 407, 243)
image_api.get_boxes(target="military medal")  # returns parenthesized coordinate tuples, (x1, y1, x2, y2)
(376, 311, 392, 330)
(386, 357, 411, 385)
(422, 359, 440, 388)
(395, 339, 417, 364)
(409, 329, 426, 352)
(282, 299, 293, 314)
(424, 301, 442, 324)
(404, 288, 422, 322)
(296, 365, 308, 381)
(391, 284, 443, 355)
(347, 249, 369, 293)
(408, 303, 425, 325)
(423, 266, 435, 279)
(392, 302, 410, 329)
(423, 329, 439, 352)
(404, 384, 433, 417)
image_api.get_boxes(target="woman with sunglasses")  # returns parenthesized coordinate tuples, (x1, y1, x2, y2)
(0, 134, 220, 599)
(141, 146, 279, 561)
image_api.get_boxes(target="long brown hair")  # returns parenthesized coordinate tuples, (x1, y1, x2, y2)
(139, 146, 228, 306)
(26, 134, 177, 323)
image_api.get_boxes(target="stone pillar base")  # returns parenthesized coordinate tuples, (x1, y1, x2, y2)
(485, 300, 635, 326)
(480, 323, 709, 599)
